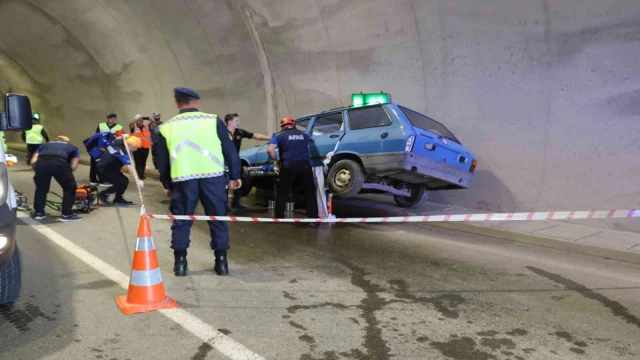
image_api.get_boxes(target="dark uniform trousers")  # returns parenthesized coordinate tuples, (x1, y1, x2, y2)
(33, 158, 77, 215)
(133, 147, 149, 179)
(276, 161, 319, 219)
(26, 144, 41, 165)
(169, 176, 230, 251)
(90, 156, 100, 183)
(98, 169, 129, 198)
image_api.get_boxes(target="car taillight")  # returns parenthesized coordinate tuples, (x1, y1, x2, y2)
(404, 136, 415, 152)
(470, 159, 477, 173)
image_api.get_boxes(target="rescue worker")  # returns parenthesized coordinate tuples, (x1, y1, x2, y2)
(30, 135, 81, 222)
(91, 113, 123, 184)
(128, 114, 151, 179)
(149, 112, 163, 169)
(21, 116, 49, 165)
(96, 135, 144, 205)
(224, 113, 271, 210)
(267, 116, 319, 221)
(154, 87, 241, 277)
(0, 131, 7, 153)
(83, 131, 116, 186)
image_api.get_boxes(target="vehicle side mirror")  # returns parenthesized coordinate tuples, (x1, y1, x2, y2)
(0, 93, 33, 132)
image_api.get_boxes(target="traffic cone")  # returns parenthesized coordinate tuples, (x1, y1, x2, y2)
(116, 216, 178, 315)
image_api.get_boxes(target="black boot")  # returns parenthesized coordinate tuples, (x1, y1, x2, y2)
(174, 255, 188, 277)
(214, 251, 229, 276)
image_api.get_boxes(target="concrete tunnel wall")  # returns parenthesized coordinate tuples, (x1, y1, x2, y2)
(0, 0, 639, 231)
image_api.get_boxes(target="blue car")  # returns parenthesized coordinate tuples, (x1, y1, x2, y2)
(239, 103, 477, 208)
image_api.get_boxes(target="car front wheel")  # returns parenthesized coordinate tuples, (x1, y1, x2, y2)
(327, 159, 365, 198)
(393, 184, 428, 208)
(0, 243, 23, 304)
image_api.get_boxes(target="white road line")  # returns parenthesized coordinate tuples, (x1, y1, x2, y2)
(17, 212, 266, 360)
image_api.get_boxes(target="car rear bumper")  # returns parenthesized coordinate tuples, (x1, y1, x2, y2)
(0, 202, 17, 270)
(359, 151, 475, 189)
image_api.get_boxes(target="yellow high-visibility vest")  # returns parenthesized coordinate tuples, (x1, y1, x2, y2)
(25, 124, 44, 144)
(159, 111, 225, 182)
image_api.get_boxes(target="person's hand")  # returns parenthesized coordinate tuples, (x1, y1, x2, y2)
(274, 160, 281, 167)
(163, 188, 172, 197)
(230, 180, 242, 190)
(98, 148, 105, 152)
(136, 180, 144, 189)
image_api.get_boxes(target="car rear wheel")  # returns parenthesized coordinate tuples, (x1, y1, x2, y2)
(238, 166, 253, 197)
(393, 184, 428, 208)
(327, 160, 365, 198)
(0, 244, 22, 304)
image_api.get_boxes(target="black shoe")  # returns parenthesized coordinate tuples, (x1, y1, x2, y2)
(33, 212, 46, 220)
(233, 204, 248, 211)
(113, 198, 133, 206)
(174, 255, 188, 277)
(214, 251, 229, 276)
(60, 214, 82, 222)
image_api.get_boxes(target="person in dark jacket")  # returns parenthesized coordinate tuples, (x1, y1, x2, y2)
(30, 135, 81, 222)
(267, 116, 318, 220)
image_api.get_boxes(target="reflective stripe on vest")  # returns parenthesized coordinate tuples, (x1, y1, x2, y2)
(25, 124, 44, 144)
(132, 125, 151, 148)
(159, 112, 224, 182)
(99, 122, 123, 134)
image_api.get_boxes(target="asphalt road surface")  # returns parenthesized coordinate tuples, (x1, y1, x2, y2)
(1, 162, 639, 360)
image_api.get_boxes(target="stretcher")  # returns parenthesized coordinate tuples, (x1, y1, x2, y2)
(45, 184, 100, 214)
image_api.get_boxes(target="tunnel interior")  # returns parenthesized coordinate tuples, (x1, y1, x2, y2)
(1, 0, 639, 230)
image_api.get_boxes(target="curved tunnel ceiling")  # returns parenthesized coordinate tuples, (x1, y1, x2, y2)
(1, 0, 639, 229)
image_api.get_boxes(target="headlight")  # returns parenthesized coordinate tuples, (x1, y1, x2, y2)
(0, 163, 8, 206)
(404, 136, 415, 152)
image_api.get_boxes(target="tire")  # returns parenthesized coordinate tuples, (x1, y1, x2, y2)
(238, 166, 253, 197)
(327, 159, 365, 198)
(394, 184, 428, 208)
(0, 244, 23, 304)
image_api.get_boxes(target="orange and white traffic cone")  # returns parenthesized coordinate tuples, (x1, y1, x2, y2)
(116, 216, 178, 315)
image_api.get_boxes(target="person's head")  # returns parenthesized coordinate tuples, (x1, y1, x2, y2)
(280, 116, 295, 130)
(134, 114, 144, 126)
(56, 135, 70, 143)
(225, 113, 239, 130)
(125, 135, 141, 152)
(152, 112, 161, 121)
(32, 115, 39, 124)
(106, 113, 117, 126)
(173, 87, 200, 110)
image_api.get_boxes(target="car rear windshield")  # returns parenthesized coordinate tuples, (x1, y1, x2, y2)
(399, 106, 460, 143)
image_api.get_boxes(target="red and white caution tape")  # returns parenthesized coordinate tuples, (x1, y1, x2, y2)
(146, 209, 639, 223)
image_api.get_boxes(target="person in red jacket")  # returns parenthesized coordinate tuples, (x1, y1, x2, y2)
(128, 114, 152, 179)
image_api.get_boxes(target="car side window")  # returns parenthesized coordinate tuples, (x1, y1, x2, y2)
(295, 118, 310, 132)
(347, 106, 392, 130)
(311, 113, 343, 136)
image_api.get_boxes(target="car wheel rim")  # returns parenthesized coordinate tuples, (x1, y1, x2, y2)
(334, 169, 351, 188)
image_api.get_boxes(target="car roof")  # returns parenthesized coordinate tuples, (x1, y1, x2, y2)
(298, 102, 394, 119)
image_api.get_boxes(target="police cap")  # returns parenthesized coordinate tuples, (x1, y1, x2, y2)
(174, 87, 201, 100)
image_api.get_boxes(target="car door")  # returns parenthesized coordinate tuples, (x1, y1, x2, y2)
(308, 112, 345, 167)
(344, 105, 400, 154)
(255, 118, 311, 164)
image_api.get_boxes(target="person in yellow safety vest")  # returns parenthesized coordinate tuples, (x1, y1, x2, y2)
(21, 116, 49, 165)
(128, 114, 152, 180)
(91, 113, 123, 185)
(154, 87, 241, 277)
(0, 131, 7, 153)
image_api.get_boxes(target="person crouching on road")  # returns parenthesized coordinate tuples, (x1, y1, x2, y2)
(96, 135, 144, 205)
(30, 135, 82, 222)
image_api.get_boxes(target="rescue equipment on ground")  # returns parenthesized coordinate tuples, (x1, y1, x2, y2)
(45, 184, 100, 214)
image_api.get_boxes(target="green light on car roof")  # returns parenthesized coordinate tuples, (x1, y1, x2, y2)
(352, 92, 389, 107)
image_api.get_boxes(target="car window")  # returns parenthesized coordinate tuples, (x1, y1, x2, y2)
(311, 113, 343, 136)
(295, 118, 310, 131)
(347, 106, 392, 130)
(399, 106, 460, 143)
